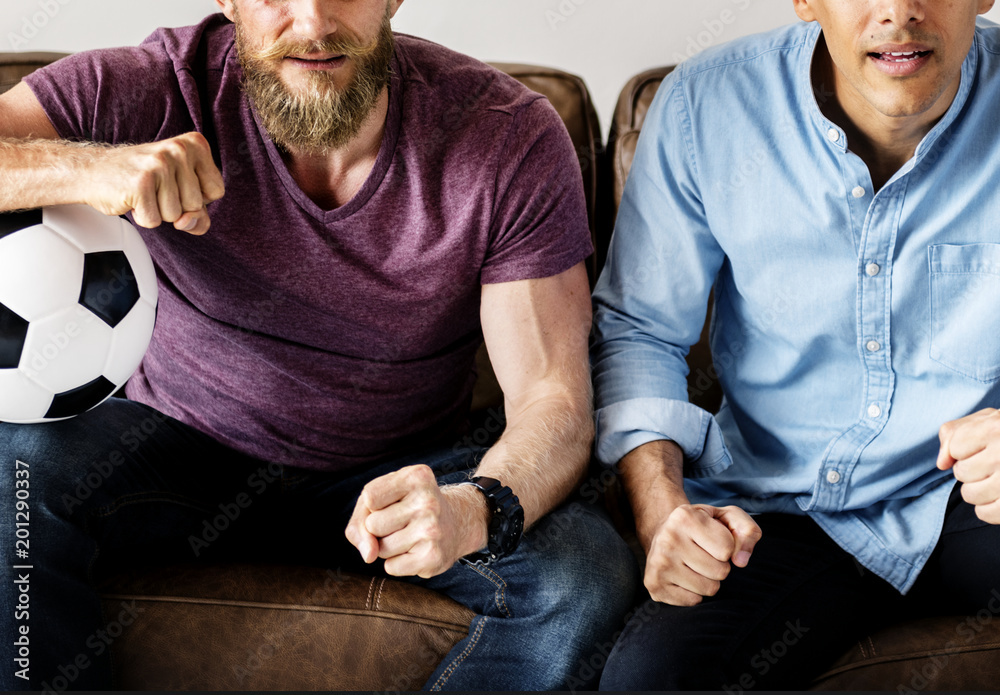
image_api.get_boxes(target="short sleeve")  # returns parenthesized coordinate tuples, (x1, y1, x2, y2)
(23, 39, 194, 146)
(479, 97, 593, 285)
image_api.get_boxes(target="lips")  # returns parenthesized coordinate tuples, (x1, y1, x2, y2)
(871, 50, 930, 63)
(287, 54, 345, 63)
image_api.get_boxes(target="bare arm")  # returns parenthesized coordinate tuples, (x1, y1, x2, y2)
(0, 82, 223, 234)
(344, 261, 594, 577)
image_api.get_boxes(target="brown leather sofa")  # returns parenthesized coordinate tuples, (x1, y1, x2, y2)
(4, 47, 1000, 691)
(607, 66, 1000, 691)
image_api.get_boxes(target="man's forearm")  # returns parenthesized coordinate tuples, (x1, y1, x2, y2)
(619, 439, 689, 548)
(472, 388, 593, 529)
(0, 137, 106, 212)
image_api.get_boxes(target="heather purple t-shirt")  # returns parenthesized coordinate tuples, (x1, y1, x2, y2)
(25, 14, 592, 471)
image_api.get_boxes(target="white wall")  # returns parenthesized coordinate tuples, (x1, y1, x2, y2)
(4, 0, 1000, 138)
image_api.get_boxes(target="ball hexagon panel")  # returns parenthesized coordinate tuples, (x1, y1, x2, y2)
(0, 369, 52, 423)
(0, 225, 84, 321)
(104, 298, 157, 384)
(0, 302, 29, 369)
(80, 250, 141, 328)
(21, 307, 114, 394)
(44, 204, 125, 253)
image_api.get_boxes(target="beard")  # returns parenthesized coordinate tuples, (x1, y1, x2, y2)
(234, 6, 395, 153)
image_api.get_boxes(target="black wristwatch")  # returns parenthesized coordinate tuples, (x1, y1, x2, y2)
(460, 477, 525, 565)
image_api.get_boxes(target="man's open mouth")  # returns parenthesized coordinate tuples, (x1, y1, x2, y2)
(869, 50, 931, 63)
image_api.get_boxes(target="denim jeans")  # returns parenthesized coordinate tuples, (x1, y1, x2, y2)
(0, 398, 637, 691)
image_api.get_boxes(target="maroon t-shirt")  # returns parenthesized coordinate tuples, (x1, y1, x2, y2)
(25, 14, 592, 471)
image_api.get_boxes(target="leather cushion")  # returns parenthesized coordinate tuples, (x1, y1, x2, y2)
(100, 564, 475, 691)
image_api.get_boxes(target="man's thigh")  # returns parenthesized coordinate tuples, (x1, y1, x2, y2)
(0, 397, 272, 573)
(909, 483, 1000, 615)
(599, 514, 903, 691)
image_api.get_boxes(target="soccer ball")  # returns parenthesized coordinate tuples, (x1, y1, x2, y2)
(0, 205, 157, 423)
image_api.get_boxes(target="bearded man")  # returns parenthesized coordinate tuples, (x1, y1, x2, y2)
(0, 0, 636, 690)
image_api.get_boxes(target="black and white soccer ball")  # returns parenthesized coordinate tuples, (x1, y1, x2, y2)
(0, 205, 157, 423)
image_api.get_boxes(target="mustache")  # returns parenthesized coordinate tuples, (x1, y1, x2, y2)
(247, 33, 381, 63)
(863, 31, 935, 51)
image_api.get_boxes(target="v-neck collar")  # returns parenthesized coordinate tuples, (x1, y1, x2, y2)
(244, 51, 404, 226)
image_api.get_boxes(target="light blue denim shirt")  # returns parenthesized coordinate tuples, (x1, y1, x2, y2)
(592, 19, 1000, 593)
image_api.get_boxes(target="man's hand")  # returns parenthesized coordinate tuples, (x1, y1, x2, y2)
(938, 408, 1000, 524)
(85, 132, 225, 234)
(640, 503, 762, 606)
(344, 464, 489, 578)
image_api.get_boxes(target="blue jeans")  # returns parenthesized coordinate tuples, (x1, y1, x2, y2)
(0, 398, 637, 691)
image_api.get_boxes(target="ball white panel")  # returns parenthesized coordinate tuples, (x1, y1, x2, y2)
(44, 204, 125, 254)
(103, 298, 156, 384)
(121, 221, 158, 304)
(0, 369, 53, 423)
(21, 307, 114, 393)
(0, 227, 83, 321)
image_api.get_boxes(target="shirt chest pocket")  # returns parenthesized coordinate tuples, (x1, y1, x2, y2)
(929, 243, 1000, 383)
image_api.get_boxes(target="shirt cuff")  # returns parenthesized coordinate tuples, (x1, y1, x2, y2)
(594, 397, 733, 478)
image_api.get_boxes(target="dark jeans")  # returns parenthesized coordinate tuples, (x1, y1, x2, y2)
(0, 398, 638, 691)
(599, 486, 1000, 690)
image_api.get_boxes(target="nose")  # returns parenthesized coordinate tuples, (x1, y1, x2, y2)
(875, 0, 926, 27)
(290, 0, 339, 41)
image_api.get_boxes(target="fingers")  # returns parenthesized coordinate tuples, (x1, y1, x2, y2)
(344, 499, 379, 564)
(346, 465, 443, 569)
(644, 504, 757, 606)
(105, 132, 224, 234)
(713, 505, 763, 567)
(938, 409, 997, 470)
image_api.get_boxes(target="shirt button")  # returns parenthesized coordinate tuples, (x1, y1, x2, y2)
(868, 403, 882, 418)
(827, 128, 841, 143)
(826, 470, 842, 485)
(866, 263, 881, 277)
(866, 340, 882, 353)
(852, 186, 866, 198)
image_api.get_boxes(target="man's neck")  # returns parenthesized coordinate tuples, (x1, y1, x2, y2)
(282, 87, 390, 211)
(812, 40, 956, 191)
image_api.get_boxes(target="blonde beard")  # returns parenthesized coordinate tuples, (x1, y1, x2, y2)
(235, 8, 394, 153)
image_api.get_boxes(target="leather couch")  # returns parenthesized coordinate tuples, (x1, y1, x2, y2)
(4, 47, 1000, 690)
(607, 66, 1000, 691)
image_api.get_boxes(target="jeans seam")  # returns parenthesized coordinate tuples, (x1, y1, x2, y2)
(93, 492, 212, 518)
(430, 615, 488, 691)
(465, 562, 511, 618)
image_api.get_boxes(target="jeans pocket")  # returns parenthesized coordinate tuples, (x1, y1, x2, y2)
(929, 243, 1000, 383)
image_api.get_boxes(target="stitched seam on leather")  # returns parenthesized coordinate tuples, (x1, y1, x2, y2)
(867, 635, 876, 657)
(375, 578, 385, 612)
(431, 616, 488, 691)
(465, 563, 511, 618)
(366, 576, 377, 610)
(815, 641, 1000, 678)
(99, 594, 473, 630)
